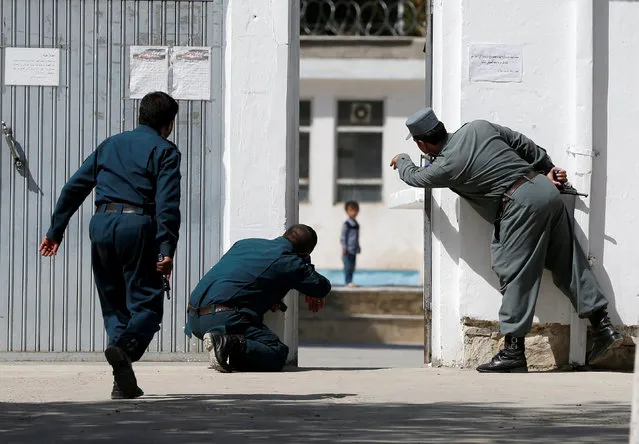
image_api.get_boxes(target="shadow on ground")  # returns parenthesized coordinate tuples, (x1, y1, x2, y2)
(0, 394, 630, 443)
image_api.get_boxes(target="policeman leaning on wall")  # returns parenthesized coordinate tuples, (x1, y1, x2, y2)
(390, 108, 623, 373)
(40, 92, 182, 399)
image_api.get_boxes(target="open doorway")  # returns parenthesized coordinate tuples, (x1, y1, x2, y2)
(296, 0, 431, 368)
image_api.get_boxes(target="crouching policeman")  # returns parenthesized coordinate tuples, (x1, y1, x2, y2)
(40, 92, 182, 398)
(186, 224, 331, 372)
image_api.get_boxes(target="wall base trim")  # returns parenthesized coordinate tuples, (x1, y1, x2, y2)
(462, 318, 636, 371)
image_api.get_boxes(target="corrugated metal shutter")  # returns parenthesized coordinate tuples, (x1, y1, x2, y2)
(0, 0, 222, 357)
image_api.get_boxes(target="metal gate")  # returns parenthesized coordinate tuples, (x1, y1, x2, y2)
(0, 0, 223, 358)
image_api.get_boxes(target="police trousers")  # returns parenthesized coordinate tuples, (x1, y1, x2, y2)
(187, 310, 289, 372)
(89, 212, 164, 361)
(491, 175, 608, 337)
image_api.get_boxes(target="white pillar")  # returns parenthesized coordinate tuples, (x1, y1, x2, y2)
(222, 0, 300, 363)
(429, 0, 464, 367)
(631, 341, 639, 443)
(568, 0, 594, 367)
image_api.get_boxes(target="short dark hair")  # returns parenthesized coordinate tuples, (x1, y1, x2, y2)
(283, 224, 318, 255)
(414, 121, 447, 145)
(344, 201, 359, 212)
(139, 92, 179, 132)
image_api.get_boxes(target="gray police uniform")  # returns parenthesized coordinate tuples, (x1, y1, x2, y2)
(396, 113, 608, 337)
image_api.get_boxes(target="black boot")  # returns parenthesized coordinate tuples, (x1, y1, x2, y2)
(476, 335, 528, 373)
(588, 310, 623, 365)
(105, 340, 141, 398)
(115, 336, 145, 363)
(111, 381, 144, 400)
(203, 333, 247, 373)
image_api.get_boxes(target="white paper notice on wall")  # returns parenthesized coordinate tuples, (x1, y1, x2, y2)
(4, 48, 60, 86)
(171, 47, 211, 100)
(129, 46, 170, 99)
(469, 44, 523, 83)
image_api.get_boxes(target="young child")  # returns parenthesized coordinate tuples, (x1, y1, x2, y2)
(340, 201, 361, 287)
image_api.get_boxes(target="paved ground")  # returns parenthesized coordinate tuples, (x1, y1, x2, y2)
(298, 344, 425, 368)
(0, 346, 634, 443)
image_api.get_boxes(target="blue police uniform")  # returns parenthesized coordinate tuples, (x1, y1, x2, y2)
(46, 124, 181, 361)
(186, 236, 331, 372)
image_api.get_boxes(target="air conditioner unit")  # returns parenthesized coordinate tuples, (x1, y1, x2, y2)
(349, 102, 372, 125)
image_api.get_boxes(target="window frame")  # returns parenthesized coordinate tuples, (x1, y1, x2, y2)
(334, 99, 385, 203)
(299, 99, 312, 203)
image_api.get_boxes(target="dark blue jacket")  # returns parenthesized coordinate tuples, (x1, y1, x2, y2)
(340, 218, 360, 255)
(189, 237, 332, 319)
(46, 125, 182, 257)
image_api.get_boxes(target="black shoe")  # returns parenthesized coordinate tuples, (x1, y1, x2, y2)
(476, 349, 528, 373)
(203, 333, 246, 373)
(588, 315, 623, 365)
(111, 381, 144, 400)
(114, 336, 144, 363)
(105, 345, 140, 398)
(477, 335, 527, 373)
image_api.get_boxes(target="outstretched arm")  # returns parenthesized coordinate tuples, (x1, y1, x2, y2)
(43, 150, 99, 252)
(391, 153, 451, 188)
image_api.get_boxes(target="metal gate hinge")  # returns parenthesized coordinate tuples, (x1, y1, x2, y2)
(1, 121, 23, 171)
(566, 147, 600, 157)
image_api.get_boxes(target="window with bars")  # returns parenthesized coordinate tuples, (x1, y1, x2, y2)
(299, 100, 311, 203)
(336, 100, 384, 203)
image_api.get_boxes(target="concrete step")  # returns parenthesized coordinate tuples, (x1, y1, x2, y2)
(298, 287, 425, 345)
(299, 286, 423, 316)
(299, 313, 424, 346)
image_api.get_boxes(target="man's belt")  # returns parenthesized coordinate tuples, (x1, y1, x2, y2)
(497, 171, 538, 219)
(187, 304, 234, 316)
(96, 203, 152, 215)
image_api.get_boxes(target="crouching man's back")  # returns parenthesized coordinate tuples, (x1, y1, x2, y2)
(185, 224, 331, 372)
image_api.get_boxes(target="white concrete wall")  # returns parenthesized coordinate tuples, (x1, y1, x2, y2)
(429, 0, 464, 366)
(599, 0, 639, 327)
(299, 79, 425, 273)
(455, 0, 575, 327)
(428, 0, 639, 365)
(222, 0, 299, 360)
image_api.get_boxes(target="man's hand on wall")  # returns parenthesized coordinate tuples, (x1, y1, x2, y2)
(305, 295, 325, 313)
(548, 167, 568, 186)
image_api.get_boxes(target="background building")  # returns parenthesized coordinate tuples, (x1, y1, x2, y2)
(298, 0, 426, 284)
